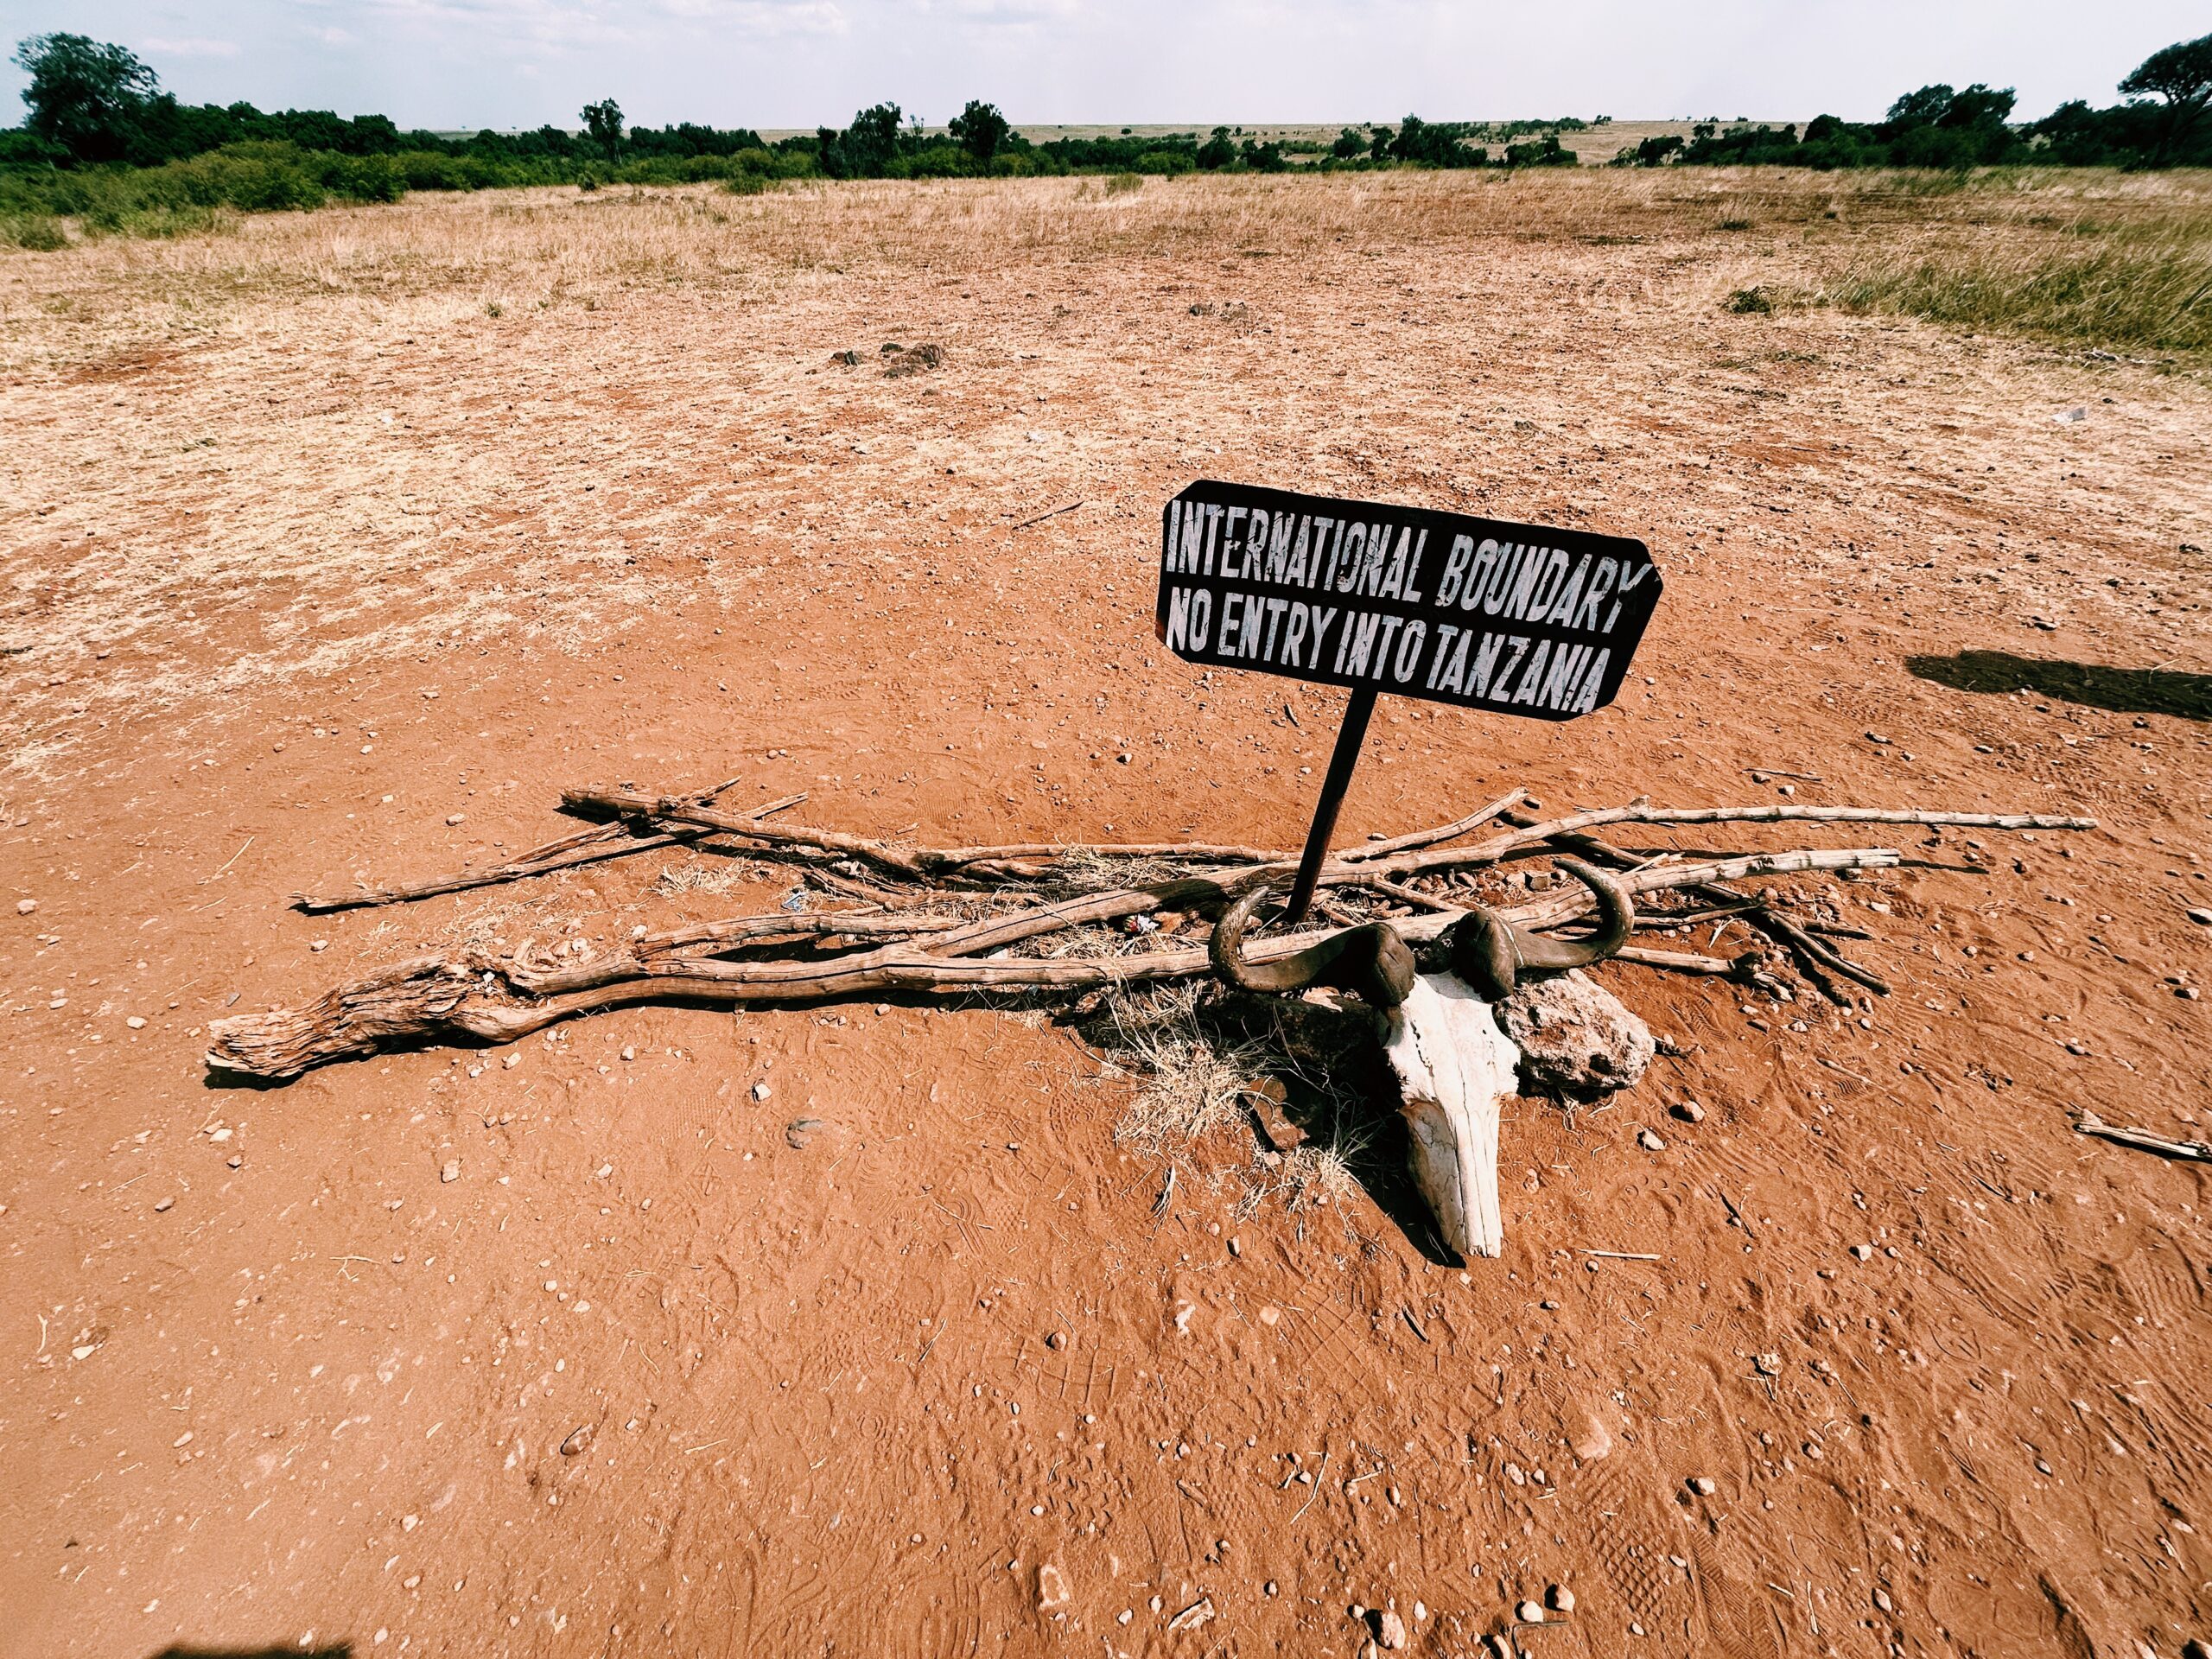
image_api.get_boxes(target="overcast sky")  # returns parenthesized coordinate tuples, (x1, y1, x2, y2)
(3, 1, 2202, 133)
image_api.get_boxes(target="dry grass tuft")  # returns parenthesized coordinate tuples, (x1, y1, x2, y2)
(1104, 983, 1264, 1164)
(653, 857, 755, 897)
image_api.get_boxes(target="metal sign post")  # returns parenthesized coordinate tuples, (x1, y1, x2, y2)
(1154, 479, 1663, 926)
(1281, 685, 1376, 925)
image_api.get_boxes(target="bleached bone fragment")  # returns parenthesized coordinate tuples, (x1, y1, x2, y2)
(1382, 973, 1521, 1259)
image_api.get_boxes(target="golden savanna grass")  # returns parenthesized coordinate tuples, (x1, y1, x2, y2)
(7, 166, 2210, 340)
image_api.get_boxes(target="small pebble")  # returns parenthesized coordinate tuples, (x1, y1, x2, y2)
(752, 1080, 772, 1100)
(1637, 1128, 1666, 1151)
(1045, 1331, 1065, 1351)
(126, 1015, 146, 1030)
(1873, 1587, 1894, 1614)
(153, 1196, 174, 1212)
(1689, 1476, 1716, 1496)
(1852, 1243, 1875, 1261)
(15, 898, 35, 914)
(1547, 1585, 1574, 1613)
(441, 1160, 461, 1183)
(1517, 1600, 1546, 1624)
(446, 813, 466, 826)
(1672, 1100, 1706, 1123)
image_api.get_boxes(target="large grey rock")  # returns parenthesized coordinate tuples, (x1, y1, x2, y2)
(1497, 970, 1653, 1098)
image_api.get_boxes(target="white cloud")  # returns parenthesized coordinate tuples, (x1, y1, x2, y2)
(653, 0, 848, 32)
(141, 36, 244, 57)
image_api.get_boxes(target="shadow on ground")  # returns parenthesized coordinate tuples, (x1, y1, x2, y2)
(1908, 650, 2212, 721)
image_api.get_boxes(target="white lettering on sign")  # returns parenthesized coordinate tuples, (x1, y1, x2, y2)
(1156, 481, 1659, 721)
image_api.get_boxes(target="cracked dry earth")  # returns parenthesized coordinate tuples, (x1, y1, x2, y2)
(1, 172, 2209, 1658)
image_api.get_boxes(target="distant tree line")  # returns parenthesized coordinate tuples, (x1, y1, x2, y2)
(3, 27, 2208, 241)
(1613, 35, 2211, 169)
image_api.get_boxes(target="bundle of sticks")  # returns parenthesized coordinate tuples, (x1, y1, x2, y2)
(203, 780, 2095, 1080)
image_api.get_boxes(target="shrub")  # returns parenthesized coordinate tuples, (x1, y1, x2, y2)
(3, 213, 69, 250)
(1726, 287, 1776, 314)
(1103, 171, 1143, 195)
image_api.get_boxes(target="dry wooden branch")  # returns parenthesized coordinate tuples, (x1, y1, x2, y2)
(2074, 1110, 2212, 1164)
(562, 786, 1290, 880)
(292, 782, 804, 912)
(1506, 814, 1893, 1001)
(208, 843, 1923, 1077)
(1613, 944, 1743, 976)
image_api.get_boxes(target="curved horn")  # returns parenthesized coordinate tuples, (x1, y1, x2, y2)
(1448, 856, 1636, 1000)
(1209, 882, 1415, 1010)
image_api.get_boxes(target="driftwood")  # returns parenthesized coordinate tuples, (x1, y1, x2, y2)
(205, 784, 2097, 1080)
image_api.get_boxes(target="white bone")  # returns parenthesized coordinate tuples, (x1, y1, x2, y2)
(1381, 973, 1521, 1259)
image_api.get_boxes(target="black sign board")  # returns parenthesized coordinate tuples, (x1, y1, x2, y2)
(1153, 480, 1662, 923)
(1155, 480, 1660, 721)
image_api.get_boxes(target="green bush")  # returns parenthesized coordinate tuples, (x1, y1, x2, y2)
(3, 213, 68, 249)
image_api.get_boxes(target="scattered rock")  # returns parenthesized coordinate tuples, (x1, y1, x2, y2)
(1497, 970, 1654, 1098)
(829, 349, 861, 366)
(2188, 907, 2212, 927)
(1637, 1128, 1666, 1151)
(153, 1196, 174, 1212)
(752, 1080, 772, 1101)
(1688, 1476, 1716, 1496)
(885, 342, 944, 378)
(559, 1424, 594, 1456)
(1852, 1243, 1875, 1262)
(441, 1160, 461, 1183)
(1517, 1600, 1546, 1624)
(1166, 1596, 1214, 1633)
(1571, 1414, 1612, 1462)
(1872, 1587, 1894, 1615)
(445, 813, 466, 826)
(1376, 1608, 1407, 1649)
(1045, 1330, 1066, 1351)
(1672, 1100, 1706, 1123)
(15, 898, 35, 915)
(785, 1116, 825, 1149)
(1754, 1353, 1781, 1376)
(1036, 1562, 1070, 1611)
(1547, 1585, 1575, 1613)
(126, 1015, 146, 1029)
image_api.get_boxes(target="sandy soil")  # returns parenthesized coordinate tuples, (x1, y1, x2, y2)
(1, 172, 2209, 1659)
